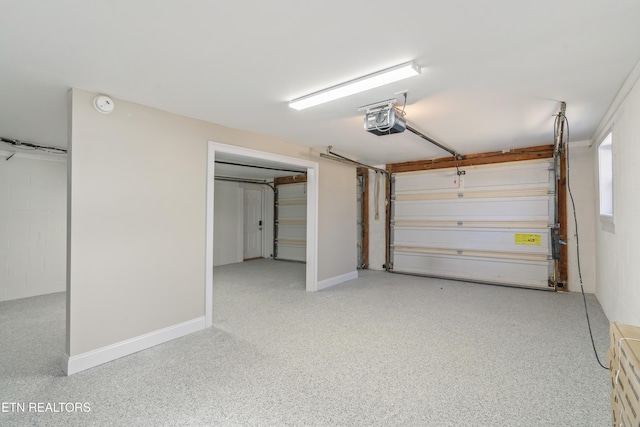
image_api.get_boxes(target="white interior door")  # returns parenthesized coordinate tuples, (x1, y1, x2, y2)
(243, 189, 263, 260)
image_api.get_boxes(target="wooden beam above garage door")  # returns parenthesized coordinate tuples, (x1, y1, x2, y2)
(274, 174, 307, 185)
(386, 144, 554, 174)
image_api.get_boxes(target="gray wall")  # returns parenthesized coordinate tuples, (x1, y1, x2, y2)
(68, 88, 356, 357)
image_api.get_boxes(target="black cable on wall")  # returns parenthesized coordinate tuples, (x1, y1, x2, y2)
(558, 115, 608, 370)
(1, 136, 67, 156)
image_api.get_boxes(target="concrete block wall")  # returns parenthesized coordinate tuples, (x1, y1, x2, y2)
(594, 70, 640, 326)
(0, 154, 67, 301)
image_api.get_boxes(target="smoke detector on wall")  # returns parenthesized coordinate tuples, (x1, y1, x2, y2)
(93, 95, 115, 114)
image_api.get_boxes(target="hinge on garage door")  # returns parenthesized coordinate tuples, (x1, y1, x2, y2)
(457, 221, 463, 227)
(457, 192, 464, 198)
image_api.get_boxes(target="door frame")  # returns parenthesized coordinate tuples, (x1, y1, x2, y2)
(356, 168, 369, 269)
(205, 142, 319, 327)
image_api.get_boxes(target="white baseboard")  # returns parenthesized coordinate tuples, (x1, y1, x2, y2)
(316, 270, 358, 291)
(63, 316, 206, 375)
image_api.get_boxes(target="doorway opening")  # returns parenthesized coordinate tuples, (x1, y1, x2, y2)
(205, 142, 319, 327)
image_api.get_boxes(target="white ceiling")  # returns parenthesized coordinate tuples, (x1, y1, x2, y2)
(215, 152, 306, 180)
(1, 1, 640, 165)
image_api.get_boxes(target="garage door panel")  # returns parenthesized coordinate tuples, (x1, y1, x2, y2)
(275, 244, 306, 262)
(390, 158, 554, 289)
(278, 205, 307, 219)
(395, 160, 553, 195)
(393, 227, 550, 254)
(394, 170, 459, 194)
(277, 183, 307, 199)
(275, 182, 307, 262)
(394, 197, 551, 222)
(392, 252, 550, 288)
(277, 224, 306, 240)
(461, 161, 553, 191)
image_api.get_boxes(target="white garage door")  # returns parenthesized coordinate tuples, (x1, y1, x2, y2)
(275, 182, 307, 262)
(390, 159, 555, 289)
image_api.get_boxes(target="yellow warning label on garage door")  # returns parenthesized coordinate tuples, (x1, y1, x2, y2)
(514, 233, 541, 245)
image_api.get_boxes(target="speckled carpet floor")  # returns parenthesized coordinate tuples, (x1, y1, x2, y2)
(0, 259, 610, 426)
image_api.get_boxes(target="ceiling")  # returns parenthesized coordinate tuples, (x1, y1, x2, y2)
(2, 1, 640, 165)
(215, 152, 306, 180)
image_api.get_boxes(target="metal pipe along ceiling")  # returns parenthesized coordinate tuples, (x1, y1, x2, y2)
(320, 146, 388, 176)
(215, 160, 305, 175)
(405, 124, 462, 160)
(214, 176, 275, 191)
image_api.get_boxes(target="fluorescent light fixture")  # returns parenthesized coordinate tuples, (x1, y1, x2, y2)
(289, 61, 421, 110)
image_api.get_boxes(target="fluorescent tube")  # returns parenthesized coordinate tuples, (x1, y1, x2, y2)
(289, 61, 421, 110)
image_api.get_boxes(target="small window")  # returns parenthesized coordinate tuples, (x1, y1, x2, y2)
(598, 131, 613, 219)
